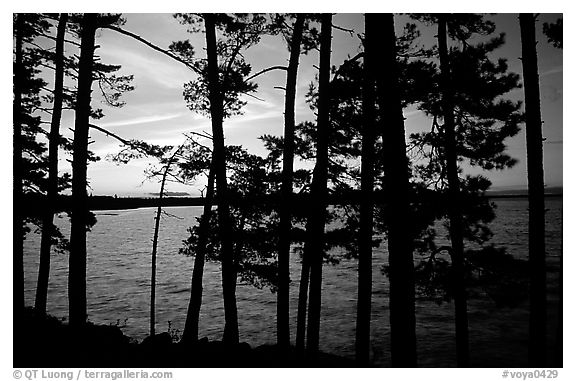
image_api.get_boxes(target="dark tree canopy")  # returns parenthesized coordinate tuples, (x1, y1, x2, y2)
(543, 18, 562, 49)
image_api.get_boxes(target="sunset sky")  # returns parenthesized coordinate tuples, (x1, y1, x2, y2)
(39, 12, 563, 196)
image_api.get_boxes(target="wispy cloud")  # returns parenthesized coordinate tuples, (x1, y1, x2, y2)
(97, 113, 183, 129)
(541, 66, 563, 77)
(544, 139, 563, 145)
(237, 111, 283, 126)
(98, 44, 193, 90)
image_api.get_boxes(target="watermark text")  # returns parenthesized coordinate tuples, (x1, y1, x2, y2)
(502, 369, 559, 379)
(13, 369, 173, 381)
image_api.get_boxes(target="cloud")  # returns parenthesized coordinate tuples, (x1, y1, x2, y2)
(97, 113, 183, 129)
(541, 66, 563, 77)
(98, 45, 193, 90)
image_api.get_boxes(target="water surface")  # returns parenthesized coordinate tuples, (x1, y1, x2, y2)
(23, 197, 562, 366)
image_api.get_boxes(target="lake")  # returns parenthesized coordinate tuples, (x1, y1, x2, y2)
(22, 197, 562, 367)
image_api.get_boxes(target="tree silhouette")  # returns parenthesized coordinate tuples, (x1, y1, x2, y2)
(14, 13, 54, 319)
(35, 13, 68, 315)
(542, 18, 562, 49)
(277, 13, 306, 349)
(181, 145, 292, 292)
(107, 129, 212, 340)
(149, 142, 190, 337)
(173, 13, 269, 344)
(355, 13, 378, 365)
(280, 18, 432, 364)
(68, 13, 98, 327)
(69, 13, 133, 327)
(541, 15, 563, 368)
(182, 161, 215, 343)
(206, 13, 239, 344)
(436, 14, 469, 367)
(409, 13, 522, 366)
(519, 13, 546, 366)
(14, 13, 31, 318)
(374, 13, 418, 367)
(14, 13, 131, 320)
(303, 13, 332, 355)
(67, 13, 97, 326)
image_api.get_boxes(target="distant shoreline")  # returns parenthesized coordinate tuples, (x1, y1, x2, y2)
(21, 190, 562, 213)
(486, 192, 563, 199)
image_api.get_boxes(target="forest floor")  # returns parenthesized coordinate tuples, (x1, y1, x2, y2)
(14, 308, 357, 368)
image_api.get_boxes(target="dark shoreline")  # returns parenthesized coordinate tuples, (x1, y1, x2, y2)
(15, 308, 356, 368)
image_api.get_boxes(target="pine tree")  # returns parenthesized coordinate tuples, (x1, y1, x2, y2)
(410, 13, 522, 366)
(542, 18, 562, 49)
(35, 12, 68, 315)
(149, 142, 191, 337)
(13, 13, 28, 319)
(277, 13, 305, 348)
(173, 13, 267, 344)
(68, 13, 132, 327)
(355, 13, 377, 365)
(437, 14, 469, 367)
(519, 13, 547, 366)
(14, 13, 52, 317)
(540, 14, 563, 368)
(204, 13, 245, 344)
(182, 163, 215, 343)
(304, 13, 332, 355)
(107, 133, 213, 342)
(375, 13, 418, 367)
(69, 12, 98, 327)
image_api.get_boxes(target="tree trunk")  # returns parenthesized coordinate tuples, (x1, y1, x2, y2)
(355, 13, 377, 366)
(182, 163, 215, 343)
(13, 13, 26, 318)
(305, 13, 332, 355)
(437, 15, 469, 367)
(69, 13, 97, 328)
(277, 14, 305, 348)
(204, 14, 239, 345)
(519, 13, 547, 366)
(150, 170, 166, 336)
(296, 240, 311, 350)
(374, 13, 418, 367)
(150, 144, 186, 337)
(35, 12, 68, 315)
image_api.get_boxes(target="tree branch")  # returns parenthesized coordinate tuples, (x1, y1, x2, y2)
(89, 124, 131, 145)
(40, 32, 82, 47)
(244, 65, 288, 82)
(243, 92, 266, 102)
(101, 25, 201, 75)
(332, 24, 354, 35)
(331, 52, 365, 82)
(223, 39, 244, 84)
(185, 131, 213, 141)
